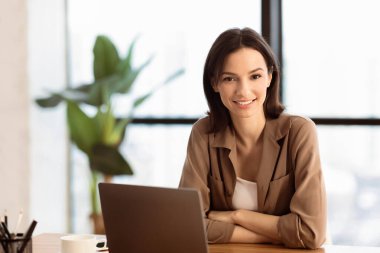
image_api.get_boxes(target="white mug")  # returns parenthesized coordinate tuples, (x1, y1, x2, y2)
(60, 234, 107, 253)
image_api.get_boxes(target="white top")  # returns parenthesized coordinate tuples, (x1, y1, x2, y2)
(231, 177, 258, 211)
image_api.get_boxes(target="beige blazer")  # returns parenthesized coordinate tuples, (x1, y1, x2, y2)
(179, 114, 326, 249)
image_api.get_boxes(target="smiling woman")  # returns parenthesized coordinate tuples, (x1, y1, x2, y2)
(179, 27, 327, 249)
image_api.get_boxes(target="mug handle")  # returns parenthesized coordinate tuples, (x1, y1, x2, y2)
(96, 239, 108, 251)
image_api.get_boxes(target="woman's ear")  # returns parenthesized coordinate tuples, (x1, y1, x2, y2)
(211, 80, 219, 92)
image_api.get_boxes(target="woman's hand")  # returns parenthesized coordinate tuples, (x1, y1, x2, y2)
(233, 209, 281, 242)
(208, 212, 281, 244)
(208, 210, 281, 243)
(208, 210, 237, 224)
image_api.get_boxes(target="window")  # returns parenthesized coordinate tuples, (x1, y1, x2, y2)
(283, 0, 380, 246)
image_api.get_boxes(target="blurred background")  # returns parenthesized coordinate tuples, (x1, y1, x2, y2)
(1, 0, 380, 247)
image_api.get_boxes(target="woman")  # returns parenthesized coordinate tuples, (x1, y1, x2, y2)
(179, 27, 326, 249)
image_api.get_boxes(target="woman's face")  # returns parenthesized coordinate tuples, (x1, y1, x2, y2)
(213, 47, 272, 121)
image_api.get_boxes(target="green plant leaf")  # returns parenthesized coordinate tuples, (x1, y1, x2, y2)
(107, 118, 130, 145)
(60, 89, 90, 102)
(94, 103, 118, 145)
(83, 73, 124, 106)
(35, 94, 63, 107)
(163, 68, 185, 84)
(113, 56, 154, 94)
(93, 35, 120, 81)
(75, 83, 93, 93)
(116, 36, 139, 76)
(112, 69, 138, 94)
(35, 88, 91, 108)
(132, 92, 152, 109)
(89, 144, 133, 175)
(131, 68, 185, 110)
(67, 101, 99, 155)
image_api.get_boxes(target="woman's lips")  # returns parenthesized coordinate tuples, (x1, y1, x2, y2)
(233, 99, 256, 106)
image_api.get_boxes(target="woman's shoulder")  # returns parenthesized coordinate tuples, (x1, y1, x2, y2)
(276, 114, 319, 143)
(268, 113, 317, 138)
(192, 116, 212, 134)
(186, 116, 212, 145)
(277, 113, 316, 129)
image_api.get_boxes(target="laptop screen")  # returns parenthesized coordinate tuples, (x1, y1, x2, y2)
(99, 183, 208, 253)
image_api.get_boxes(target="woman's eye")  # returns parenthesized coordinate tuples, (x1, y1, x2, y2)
(222, 76, 235, 82)
(251, 74, 261, 80)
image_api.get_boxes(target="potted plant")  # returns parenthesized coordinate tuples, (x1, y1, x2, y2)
(35, 35, 184, 233)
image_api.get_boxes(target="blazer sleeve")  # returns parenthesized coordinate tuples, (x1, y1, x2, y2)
(277, 119, 327, 249)
(179, 123, 235, 243)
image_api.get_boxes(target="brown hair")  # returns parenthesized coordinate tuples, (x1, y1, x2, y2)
(203, 27, 285, 132)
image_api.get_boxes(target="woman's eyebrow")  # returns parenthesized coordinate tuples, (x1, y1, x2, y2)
(221, 68, 264, 76)
(220, 71, 237, 76)
(249, 68, 264, 74)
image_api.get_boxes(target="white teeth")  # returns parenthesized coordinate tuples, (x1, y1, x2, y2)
(236, 100, 253, 105)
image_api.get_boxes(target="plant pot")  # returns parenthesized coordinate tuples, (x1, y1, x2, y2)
(90, 213, 105, 234)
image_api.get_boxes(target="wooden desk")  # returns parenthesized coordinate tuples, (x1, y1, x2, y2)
(33, 233, 380, 253)
(208, 243, 380, 253)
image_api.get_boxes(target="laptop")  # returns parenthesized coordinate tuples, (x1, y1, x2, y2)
(98, 183, 209, 253)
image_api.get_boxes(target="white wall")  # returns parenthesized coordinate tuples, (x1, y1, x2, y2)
(0, 0, 30, 231)
(28, 0, 68, 233)
(0, 0, 68, 234)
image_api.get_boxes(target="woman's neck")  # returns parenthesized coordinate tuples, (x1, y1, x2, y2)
(231, 111, 266, 147)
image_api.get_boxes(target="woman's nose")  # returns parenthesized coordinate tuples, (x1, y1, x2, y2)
(236, 79, 251, 97)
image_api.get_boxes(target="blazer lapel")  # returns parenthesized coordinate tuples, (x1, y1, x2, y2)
(256, 131, 280, 209)
(210, 125, 237, 198)
(256, 116, 290, 210)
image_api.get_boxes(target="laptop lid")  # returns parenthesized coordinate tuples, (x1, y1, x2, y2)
(99, 183, 208, 253)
